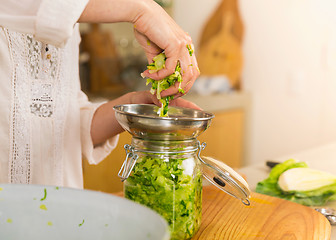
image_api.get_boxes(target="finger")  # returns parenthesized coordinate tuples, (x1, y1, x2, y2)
(160, 48, 199, 98)
(181, 56, 199, 93)
(169, 97, 202, 110)
(162, 79, 194, 99)
(142, 35, 192, 80)
(179, 43, 199, 91)
(130, 90, 161, 106)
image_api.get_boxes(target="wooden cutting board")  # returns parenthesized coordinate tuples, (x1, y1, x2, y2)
(197, 0, 244, 90)
(192, 186, 331, 240)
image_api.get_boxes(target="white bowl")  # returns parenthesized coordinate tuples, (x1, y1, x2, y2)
(0, 184, 170, 240)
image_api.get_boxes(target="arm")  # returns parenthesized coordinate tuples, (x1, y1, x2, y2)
(90, 91, 201, 146)
(1, 0, 198, 97)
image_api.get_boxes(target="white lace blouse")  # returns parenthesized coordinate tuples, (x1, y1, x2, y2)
(0, 1, 118, 188)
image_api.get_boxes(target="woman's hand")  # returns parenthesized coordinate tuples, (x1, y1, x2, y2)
(129, 91, 201, 110)
(90, 91, 200, 146)
(133, 0, 199, 98)
(79, 0, 200, 99)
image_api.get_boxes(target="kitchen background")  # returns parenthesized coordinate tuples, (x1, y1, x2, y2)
(79, 0, 336, 193)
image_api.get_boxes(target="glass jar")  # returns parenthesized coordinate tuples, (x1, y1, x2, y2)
(121, 138, 202, 240)
(115, 103, 251, 240)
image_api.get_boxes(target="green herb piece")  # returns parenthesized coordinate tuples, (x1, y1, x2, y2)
(55, 186, 59, 190)
(256, 159, 336, 206)
(145, 53, 184, 117)
(40, 188, 47, 201)
(125, 154, 202, 239)
(7, 218, 12, 223)
(147, 53, 166, 74)
(159, 96, 174, 117)
(79, 219, 85, 227)
(39, 204, 47, 211)
(186, 44, 194, 56)
(146, 39, 151, 46)
(47, 221, 53, 226)
(0, 187, 3, 191)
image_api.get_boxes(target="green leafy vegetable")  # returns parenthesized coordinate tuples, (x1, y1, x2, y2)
(124, 154, 202, 240)
(278, 168, 336, 191)
(256, 159, 336, 206)
(147, 53, 166, 74)
(145, 52, 184, 117)
(159, 96, 174, 117)
(186, 44, 194, 56)
(79, 219, 85, 227)
(39, 204, 47, 211)
(40, 188, 47, 201)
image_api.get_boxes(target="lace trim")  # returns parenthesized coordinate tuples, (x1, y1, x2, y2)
(5, 29, 66, 185)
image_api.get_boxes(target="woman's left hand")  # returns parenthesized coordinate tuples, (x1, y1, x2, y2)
(90, 91, 201, 146)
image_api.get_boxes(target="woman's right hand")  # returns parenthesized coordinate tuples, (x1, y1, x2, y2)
(80, 0, 200, 99)
(133, 0, 199, 99)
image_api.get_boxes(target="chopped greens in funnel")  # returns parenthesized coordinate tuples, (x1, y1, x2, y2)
(145, 52, 184, 117)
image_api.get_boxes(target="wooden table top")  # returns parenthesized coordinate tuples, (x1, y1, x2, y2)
(115, 185, 331, 240)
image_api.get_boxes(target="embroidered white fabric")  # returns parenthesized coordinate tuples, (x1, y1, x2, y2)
(0, 25, 118, 188)
(5, 29, 68, 185)
(0, 1, 118, 188)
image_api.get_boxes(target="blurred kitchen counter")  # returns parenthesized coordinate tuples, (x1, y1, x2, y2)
(183, 91, 252, 168)
(182, 91, 251, 113)
(239, 141, 336, 238)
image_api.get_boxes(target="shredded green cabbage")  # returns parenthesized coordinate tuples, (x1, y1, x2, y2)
(186, 44, 194, 56)
(124, 154, 202, 240)
(40, 188, 47, 201)
(145, 53, 184, 117)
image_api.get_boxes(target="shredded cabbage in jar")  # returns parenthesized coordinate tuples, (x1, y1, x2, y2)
(124, 154, 202, 240)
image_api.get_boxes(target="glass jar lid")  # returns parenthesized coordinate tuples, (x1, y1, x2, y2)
(199, 154, 251, 206)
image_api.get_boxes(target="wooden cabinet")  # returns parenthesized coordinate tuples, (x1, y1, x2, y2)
(83, 109, 244, 193)
(198, 109, 244, 168)
(83, 132, 131, 193)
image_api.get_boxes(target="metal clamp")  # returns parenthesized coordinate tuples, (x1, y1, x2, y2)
(118, 144, 138, 182)
(197, 141, 206, 159)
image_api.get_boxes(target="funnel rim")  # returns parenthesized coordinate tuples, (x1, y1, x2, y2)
(113, 104, 214, 121)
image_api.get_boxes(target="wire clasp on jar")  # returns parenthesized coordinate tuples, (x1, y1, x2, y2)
(118, 144, 138, 182)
